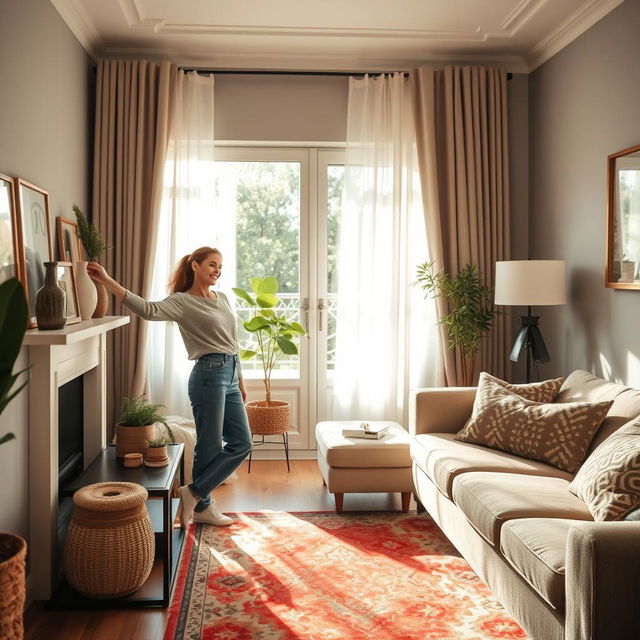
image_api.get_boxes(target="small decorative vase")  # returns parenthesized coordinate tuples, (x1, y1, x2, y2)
(35, 262, 66, 330)
(75, 260, 97, 320)
(92, 281, 109, 318)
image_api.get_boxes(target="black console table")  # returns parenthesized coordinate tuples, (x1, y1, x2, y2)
(54, 443, 185, 608)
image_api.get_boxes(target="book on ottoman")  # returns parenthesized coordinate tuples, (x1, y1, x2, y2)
(342, 423, 390, 439)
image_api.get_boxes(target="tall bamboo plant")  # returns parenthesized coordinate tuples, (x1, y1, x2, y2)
(0, 278, 29, 445)
(233, 277, 306, 405)
(415, 262, 496, 386)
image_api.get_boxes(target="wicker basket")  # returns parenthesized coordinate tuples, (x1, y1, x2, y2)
(64, 482, 155, 599)
(245, 400, 290, 435)
(0, 533, 26, 640)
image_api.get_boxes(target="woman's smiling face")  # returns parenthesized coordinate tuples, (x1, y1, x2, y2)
(192, 251, 222, 287)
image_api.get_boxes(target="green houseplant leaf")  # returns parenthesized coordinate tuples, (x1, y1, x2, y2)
(0, 278, 30, 445)
(234, 277, 307, 404)
(119, 395, 175, 442)
(73, 204, 107, 262)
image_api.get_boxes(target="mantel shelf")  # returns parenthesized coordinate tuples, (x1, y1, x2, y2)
(23, 316, 130, 346)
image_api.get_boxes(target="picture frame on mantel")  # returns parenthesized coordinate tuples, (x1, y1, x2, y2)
(55, 261, 81, 325)
(14, 178, 54, 327)
(0, 173, 20, 287)
(56, 217, 82, 264)
(606, 142, 640, 289)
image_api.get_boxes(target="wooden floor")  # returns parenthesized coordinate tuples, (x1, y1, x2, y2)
(25, 459, 416, 640)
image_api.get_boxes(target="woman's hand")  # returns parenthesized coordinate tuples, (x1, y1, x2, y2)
(86, 262, 110, 284)
(238, 377, 247, 403)
(86, 262, 127, 302)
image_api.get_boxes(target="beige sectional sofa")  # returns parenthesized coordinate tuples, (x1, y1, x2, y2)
(409, 370, 640, 640)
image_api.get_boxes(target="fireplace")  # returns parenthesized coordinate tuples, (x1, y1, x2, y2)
(23, 316, 129, 600)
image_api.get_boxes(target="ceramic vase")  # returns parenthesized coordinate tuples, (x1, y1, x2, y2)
(75, 261, 97, 320)
(35, 262, 66, 330)
(92, 281, 109, 318)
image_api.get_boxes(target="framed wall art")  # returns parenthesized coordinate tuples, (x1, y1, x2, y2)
(0, 174, 19, 286)
(55, 261, 81, 325)
(57, 216, 82, 264)
(14, 178, 53, 327)
(606, 143, 640, 289)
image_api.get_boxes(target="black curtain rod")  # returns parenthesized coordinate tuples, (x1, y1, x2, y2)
(179, 68, 513, 80)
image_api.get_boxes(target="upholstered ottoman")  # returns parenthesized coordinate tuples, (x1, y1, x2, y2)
(315, 421, 413, 513)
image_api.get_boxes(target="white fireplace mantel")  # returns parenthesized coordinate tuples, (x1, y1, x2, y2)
(24, 316, 130, 600)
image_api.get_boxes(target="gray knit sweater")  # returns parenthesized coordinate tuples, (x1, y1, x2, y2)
(122, 290, 242, 368)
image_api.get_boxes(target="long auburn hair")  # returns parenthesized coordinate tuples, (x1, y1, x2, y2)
(168, 246, 222, 294)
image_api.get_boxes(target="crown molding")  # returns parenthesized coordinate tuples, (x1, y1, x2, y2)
(525, 0, 624, 71)
(51, 0, 102, 59)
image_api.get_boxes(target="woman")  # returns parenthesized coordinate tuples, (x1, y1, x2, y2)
(87, 247, 252, 528)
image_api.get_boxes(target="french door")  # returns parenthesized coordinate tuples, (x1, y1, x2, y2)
(213, 147, 344, 454)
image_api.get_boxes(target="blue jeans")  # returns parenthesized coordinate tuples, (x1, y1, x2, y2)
(187, 353, 252, 510)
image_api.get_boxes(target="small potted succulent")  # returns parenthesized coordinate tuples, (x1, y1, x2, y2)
(115, 395, 175, 458)
(144, 435, 172, 468)
(233, 277, 305, 435)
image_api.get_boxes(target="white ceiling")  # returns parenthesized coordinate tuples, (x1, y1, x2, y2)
(51, 0, 623, 73)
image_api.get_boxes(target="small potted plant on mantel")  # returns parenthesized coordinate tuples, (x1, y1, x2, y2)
(233, 277, 306, 436)
(116, 395, 175, 459)
(73, 204, 107, 319)
(0, 277, 29, 638)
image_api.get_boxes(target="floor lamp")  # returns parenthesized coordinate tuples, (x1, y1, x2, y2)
(494, 260, 567, 383)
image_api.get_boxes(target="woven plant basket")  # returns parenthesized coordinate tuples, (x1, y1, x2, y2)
(64, 482, 155, 599)
(0, 533, 26, 640)
(245, 400, 290, 435)
(115, 423, 156, 458)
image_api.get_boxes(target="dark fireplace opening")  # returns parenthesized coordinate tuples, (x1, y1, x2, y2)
(56, 376, 84, 589)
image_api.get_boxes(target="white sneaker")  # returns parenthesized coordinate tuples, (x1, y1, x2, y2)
(193, 503, 233, 526)
(221, 472, 239, 485)
(179, 485, 198, 529)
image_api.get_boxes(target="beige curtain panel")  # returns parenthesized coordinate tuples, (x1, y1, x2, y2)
(93, 59, 178, 432)
(411, 65, 511, 386)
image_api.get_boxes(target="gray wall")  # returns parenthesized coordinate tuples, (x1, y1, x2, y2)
(529, 0, 640, 385)
(0, 0, 93, 538)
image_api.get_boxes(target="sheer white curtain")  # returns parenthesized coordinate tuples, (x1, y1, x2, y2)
(146, 71, 234, 416)
(332, 73, 443, 424)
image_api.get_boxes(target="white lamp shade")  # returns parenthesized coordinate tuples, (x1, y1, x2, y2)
(494, 260, 567, 306)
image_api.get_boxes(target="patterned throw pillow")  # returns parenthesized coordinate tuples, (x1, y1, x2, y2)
(568, 420, 640, 520)
(456, 378, 612, 473)
(477, 372, 564, 403)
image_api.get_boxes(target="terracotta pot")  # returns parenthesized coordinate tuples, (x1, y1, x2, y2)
(35, 262, 66, 330)
(0, 533, 26, 640)
(92, 281, 109, 318)
(245, 400, 290, 435)
(144, 445, 169, 468)
(115, 423, 156, 458)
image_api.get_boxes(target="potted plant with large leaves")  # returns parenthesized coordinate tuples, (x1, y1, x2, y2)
(233, 277, 306, 435)
(0, 277, 29, 640)
(415, 262, 496, 386)
(73, 204, 107, 319)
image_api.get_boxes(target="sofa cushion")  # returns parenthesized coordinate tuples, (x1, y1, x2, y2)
(452, 472, 592, 546)
(555, 369, 640, 454)
(456, 378, 612, 473)
(500, 518, 582, 611)
(411, 433, 573, 500)
(568, 419, 640, 520)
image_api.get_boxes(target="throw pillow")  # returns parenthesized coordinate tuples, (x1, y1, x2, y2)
(456, 378, 612, 473)
(477, 372, 564, 403)
(568, 419, 640, 520)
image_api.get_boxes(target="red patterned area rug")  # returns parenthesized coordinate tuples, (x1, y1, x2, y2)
(164, 511, 527, 640)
